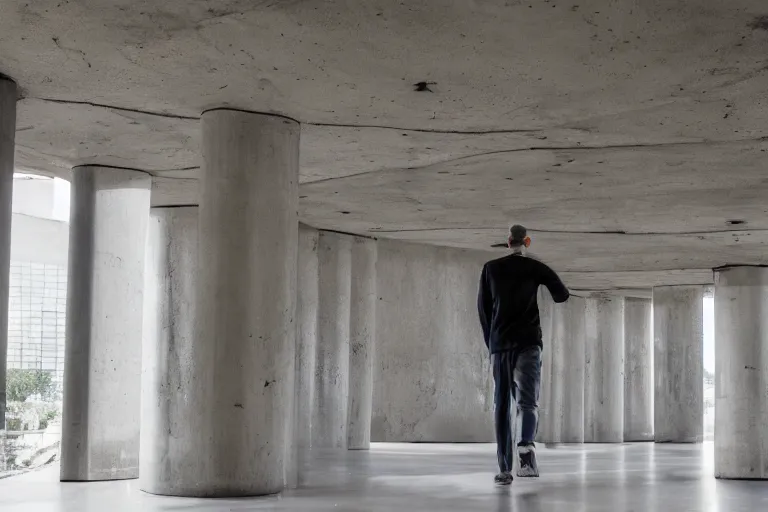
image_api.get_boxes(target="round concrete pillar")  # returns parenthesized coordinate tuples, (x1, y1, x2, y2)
(584, 296, 624, 443)
(312, 231, 352, 449)
(0, 76, 15, 428)
(293, 224, 319, 485)
(347, 236, 377, 450)
(60, 166, 151, 481)
(653, 285, 703, 443)
(624, 297, 653, 441)
(183, 110, 299, 497)
(547, 302, 566, 442)
(536, 289, 554, 443)
(714, 266, 768, 479)
(139, 207, 198, 494)
(550, 296, 587, 443)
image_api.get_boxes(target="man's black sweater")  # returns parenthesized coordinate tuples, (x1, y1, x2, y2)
(477, 254, 570, 354)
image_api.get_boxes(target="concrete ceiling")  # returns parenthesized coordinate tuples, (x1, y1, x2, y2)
(3, 0, 768, 289)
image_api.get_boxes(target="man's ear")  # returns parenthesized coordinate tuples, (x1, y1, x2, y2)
(507, 238, 513, 248)
(523, 236, 531, 248)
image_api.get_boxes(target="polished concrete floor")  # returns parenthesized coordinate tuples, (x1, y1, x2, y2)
(1, 442, 767, 511)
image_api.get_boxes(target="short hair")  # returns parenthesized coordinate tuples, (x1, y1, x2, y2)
(508, 224, 527, 247)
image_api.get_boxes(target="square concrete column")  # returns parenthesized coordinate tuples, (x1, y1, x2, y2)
(312, 231, 352, 449)
(653, 285, 703, 443)
(624, 297, 653, 441)
(714, 266, 768, 479)
(139, 207, 198, 494)
(584, 295, 625, 443)
(347, 236, 377, 450)
(60, 166, 151, 481)
(0, 76, 15, 428)
(181, 109, 299, 497)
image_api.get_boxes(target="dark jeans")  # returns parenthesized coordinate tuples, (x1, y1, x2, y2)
(492, 346, 542, 473)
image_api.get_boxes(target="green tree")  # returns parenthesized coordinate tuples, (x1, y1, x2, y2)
(6, 369, 57, 402)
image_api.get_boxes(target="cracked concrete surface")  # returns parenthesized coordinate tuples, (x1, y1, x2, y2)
(3, 0, 768, 288)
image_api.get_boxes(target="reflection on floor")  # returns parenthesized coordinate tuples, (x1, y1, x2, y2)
(1, 442, 766, 511)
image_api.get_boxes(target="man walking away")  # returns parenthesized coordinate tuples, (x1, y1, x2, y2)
(478, 225, 570, 485)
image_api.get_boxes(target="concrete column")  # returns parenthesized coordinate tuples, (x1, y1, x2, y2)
(584, 295, 624, 443)
(176, 109, 299, 497)
(60, 166, 151, 481)
(294, 225, 318, 468)
(139, 207, 198, 494)
(624, 297, 653, 441)
(312, 231, 352, 449)
(347, 237, 377, 450)
(549, 296, 587, 443)
(546, 300, 565, 443)
(0, 76, 16, 428)
(536, 290, 554, 443)
(653, 285, 703, 443)
(714, 266, 768, 479)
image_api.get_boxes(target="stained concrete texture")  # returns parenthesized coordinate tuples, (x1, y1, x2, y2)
(653, 286, 704, 444)
(584, 296, 625, 443)
(714, 266, 768, 480)
(5, 2, 768, 291)
(624, 297, 654, 442)
(347, 236, 377, 450)
(537, 290, 555, 443)
(3, 443, 767, 511)
(295, 225, 319, 455)
(0, 77, 15, 428)
(190, 110, 299, 496)
(548, 296, 587, 444)
(372, 239, 493, 442)
(139, 207, 199, 495)
(60, 166, 151, 481)
(313, 231, 352, 449)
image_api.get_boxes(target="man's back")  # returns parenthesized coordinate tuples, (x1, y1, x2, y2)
(478, 254, 569, 354)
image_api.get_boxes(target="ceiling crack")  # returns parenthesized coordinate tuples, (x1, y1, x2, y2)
(368, 226, 768, 235)
(19, 97, 199, 121)
(302, 136, 768, 185)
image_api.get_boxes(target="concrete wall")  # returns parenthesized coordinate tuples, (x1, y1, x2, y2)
(371, 239, 494, 442)
(12, 176, 70, 222)
(11, 178, 54, 219)
(10, 213, 68, 266)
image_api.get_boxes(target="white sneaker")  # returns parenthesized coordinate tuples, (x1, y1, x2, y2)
(516, 445, 539, 477)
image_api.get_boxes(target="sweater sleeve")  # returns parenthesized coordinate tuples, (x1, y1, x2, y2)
(477, 264, 493, 348)
(539, 262, 570, 303)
